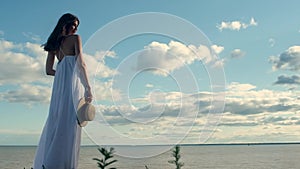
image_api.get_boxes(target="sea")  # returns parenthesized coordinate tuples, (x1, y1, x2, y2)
(1, 144, 300, 169)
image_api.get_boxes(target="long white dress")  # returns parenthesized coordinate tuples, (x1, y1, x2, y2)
(33, 55, 84, 169)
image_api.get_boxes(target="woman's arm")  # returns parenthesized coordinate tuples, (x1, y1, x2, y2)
(74, 35, 93, 102)
(46, 51, 56, 76)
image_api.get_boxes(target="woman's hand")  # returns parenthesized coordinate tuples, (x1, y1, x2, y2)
(84, 88, 93, 103)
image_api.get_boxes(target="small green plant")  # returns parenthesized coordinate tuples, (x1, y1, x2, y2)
(93, 147, 118, 169)
(168, 145, 184, 169)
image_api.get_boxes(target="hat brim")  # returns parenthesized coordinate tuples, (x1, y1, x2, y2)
(77, 98, 89, 127)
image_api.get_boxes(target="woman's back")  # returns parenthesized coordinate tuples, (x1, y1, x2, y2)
(58, 35, 79, 60)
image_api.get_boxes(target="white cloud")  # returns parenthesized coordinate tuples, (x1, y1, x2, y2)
(83, 53, 121, 101)
(0, 84, 51, 104)
(0, 39, 15, 51)
(84, 52, 117, 78)
(145, 83, 154, 88)
(268, 38, 276, 47)
(136, 41, 221, 76)
(94, 50, 116, 61)
(211, 44, 224, 54)
(225, 83, 300, 116)
(22, 32, 41, 42)
(249, 17, 258, 26)
(0, 39, 48, 85)
(269, 46, 300, 71)
(230, 49, 245, 58)
(227, 82, 256, 91)
(212, 58, 225, 67)
(93, 79, 122, 101)
(101, 91, 201, 123)
(217, 17, 258, 31)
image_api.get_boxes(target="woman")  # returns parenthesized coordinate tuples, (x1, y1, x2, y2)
(33, 13, 92, 169)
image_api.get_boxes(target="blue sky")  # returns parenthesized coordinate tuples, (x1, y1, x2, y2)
(1, 0, 300, 145)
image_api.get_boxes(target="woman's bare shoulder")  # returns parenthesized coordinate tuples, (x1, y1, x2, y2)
(65, 34, 80, 40)
(62, 34, 81, 46)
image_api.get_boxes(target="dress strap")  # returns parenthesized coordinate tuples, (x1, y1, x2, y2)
(60, 47, 66, 56)
(58, 47, 65, 62)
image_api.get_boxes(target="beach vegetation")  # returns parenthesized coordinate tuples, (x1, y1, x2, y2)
(93, 147, 118, 169)
(168, 145, 184, 169)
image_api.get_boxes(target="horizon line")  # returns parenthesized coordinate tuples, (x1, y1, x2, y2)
(1, 142, 300, 147)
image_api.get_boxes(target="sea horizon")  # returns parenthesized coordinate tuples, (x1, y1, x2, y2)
(2, 141, 300, 147)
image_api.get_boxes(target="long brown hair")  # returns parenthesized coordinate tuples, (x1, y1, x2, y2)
(43, 13, 80, 51)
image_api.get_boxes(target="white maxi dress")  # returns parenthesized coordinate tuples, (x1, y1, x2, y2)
(33, 54, 84, 169)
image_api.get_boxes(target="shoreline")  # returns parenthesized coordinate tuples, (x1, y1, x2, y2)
(1, 142, 300, 147)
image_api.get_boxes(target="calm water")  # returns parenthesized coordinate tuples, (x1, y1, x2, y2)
(0, 144, 299, 169)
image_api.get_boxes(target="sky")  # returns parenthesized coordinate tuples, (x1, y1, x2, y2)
(1, 0, 300, 146)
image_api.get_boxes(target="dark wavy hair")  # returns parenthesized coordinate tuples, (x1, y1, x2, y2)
(43, 13, 80, 51)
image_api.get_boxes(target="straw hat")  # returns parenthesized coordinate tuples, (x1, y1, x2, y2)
(77, 98, 95, 127)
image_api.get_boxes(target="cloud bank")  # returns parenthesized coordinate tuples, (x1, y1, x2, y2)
(0, 39, 117, 104)
(88, 82, 300, 143)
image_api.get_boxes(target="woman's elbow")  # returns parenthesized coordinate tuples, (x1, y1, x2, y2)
(79, 63, 87, 69)
(46, 69, 55, 76)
